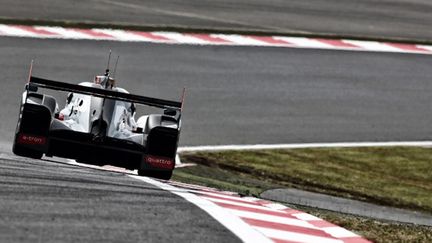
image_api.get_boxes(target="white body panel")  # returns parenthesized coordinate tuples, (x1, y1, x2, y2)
(59, 82, 144, 144)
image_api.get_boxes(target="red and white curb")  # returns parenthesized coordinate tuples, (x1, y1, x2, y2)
(149, 178, 371, 243)
(64, 160, 370, 242)
(0, 24, 431, 55)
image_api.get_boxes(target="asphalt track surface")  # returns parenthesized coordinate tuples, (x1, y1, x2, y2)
(1, 0, 432, 41)
(0, 153, 239, 243)
(1, 2, 431, 243)
(1, 37, 432, 148)
(1, 36, 432, 242)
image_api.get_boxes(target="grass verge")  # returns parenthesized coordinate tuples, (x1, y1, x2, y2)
(174, 147, 432, 213)
(296, 206, 432, 243)
(172, 147, 432, 242)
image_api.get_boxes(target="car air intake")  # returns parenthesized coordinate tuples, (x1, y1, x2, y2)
(146, 127, 179, 158)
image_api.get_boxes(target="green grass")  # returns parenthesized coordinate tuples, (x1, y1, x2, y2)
(172, 147, 432, 242)
(174, 147, 432, 213)
(297, 206, 432, 243)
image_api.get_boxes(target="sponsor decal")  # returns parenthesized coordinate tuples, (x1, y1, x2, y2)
(145, 155, 174, 169)
(55, 113, 64, 121)
(17, 134, 46, 145)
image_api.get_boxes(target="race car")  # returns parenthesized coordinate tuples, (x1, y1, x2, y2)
(12, 66, 184, 180)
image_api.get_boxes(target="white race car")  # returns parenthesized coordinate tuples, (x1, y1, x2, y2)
(13, 67, 184, 180)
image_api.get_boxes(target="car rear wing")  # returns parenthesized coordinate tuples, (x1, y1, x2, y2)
(28, 76, 183, 110)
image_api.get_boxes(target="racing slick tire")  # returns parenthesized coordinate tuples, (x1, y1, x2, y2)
(138, 169, 173, 180)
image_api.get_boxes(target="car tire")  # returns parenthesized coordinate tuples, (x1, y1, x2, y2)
(138, 169, 173, 180)
(12, 142, 43, 159)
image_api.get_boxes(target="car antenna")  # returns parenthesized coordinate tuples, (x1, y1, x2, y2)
(25, 60, 35, 103)
(105, 49, 112, 76)
(27, 59, 34, 83)
(112, 56, 120, 79)
(180, 87, 186, 112)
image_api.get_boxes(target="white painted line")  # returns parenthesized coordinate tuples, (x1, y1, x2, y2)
(93, 28, 152, 41)
(174, 163, 196, 168)
(323, 227, 359, 238)
(264, 203, 291, 211)
(167, 180, 222, 192)
(274, 36, 332, 49)
(185, 188, 249, 200)
(0, 24, 36, 37)
(128, 175, 273, 243)
(253, 226, 344, 243)
(175, 154, 181, 165)
(35, 26, 93, 39)
(151, 32, 208, 44)
(212, 34, 270, 46)
(178, 141, 432, 152)
(293, 213, 322, 221)
(342, 40, 401, 52)
(200, 195, 284, 213)
(66, 159, 138, 174)
(417, 45, 432, 52)
(242, 197, 262, 202)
